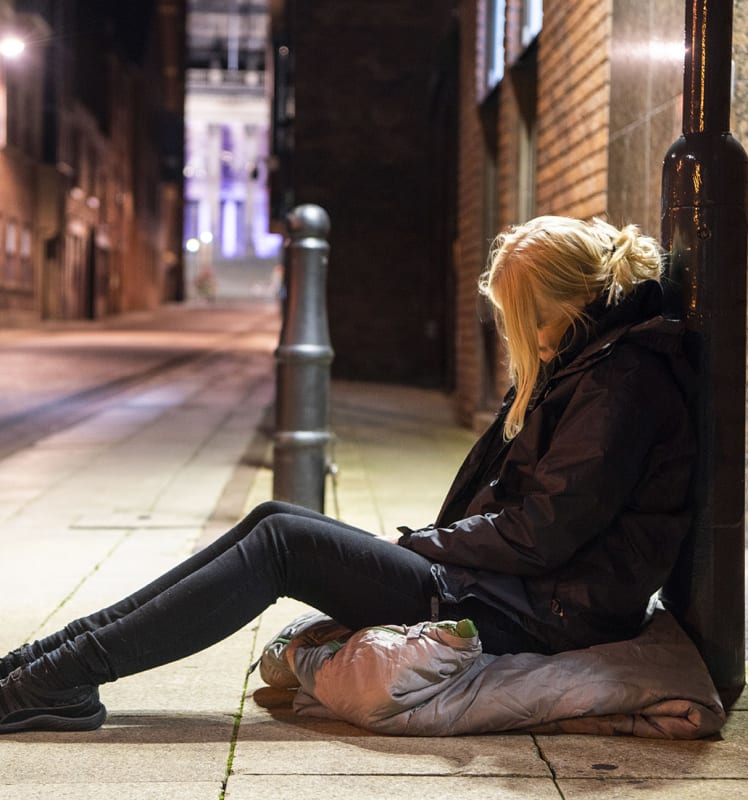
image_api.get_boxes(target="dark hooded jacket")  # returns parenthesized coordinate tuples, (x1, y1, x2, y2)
(398, 281, 696, 652)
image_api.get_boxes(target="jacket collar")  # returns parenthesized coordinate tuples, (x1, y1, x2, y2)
(546, 280, 679, 380)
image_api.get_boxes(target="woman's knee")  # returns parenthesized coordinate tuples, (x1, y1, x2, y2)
(233, 509, 313, 554)
(250, 500, 289, 519)
(241, 500, 303, 529)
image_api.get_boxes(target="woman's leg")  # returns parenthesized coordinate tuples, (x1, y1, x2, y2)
(0, 502, 368, 677)
(52, 508, 439, 685)
(60, 502, 356, 637)
(1, 505, 548, 733)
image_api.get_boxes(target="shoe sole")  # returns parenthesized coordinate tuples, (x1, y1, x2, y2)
(0, 702, 107, 734)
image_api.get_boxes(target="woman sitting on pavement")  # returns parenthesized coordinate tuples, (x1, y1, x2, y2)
(0, 216, 695, 733)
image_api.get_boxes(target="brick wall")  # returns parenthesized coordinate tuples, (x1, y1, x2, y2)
(453, 0, 488, 425)
(454, 0, 616, 423)
(291, 0, 457, 387)
(535, 0, 611, 219)
(0, 154, 39, 320)
(454, 1, 618, 423)
(494, 0, 529, 236)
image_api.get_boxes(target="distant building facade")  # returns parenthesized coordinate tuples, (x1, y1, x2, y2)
(0, 0, 49, 322)
(183, 0, 280, 297)
(0, 0, 186, 324)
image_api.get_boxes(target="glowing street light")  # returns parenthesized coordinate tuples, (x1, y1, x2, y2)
(0, 36, 25, 60)
(0, 33, 25, 150)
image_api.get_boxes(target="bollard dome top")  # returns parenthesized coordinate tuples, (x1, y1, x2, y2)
(287, 204, 331, 239)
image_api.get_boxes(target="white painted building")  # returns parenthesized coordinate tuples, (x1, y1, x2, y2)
(184, 0, 281, 297)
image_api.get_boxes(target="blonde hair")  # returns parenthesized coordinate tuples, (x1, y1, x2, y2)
(479, 216, 663, 440)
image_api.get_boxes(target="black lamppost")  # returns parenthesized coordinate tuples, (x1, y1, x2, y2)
(661, 0, 747, 702)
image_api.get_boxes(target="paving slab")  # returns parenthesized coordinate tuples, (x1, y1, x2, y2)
(557, 778, 748, 800)
(329, 381, 475, 534)
(102, 632, 251, 715)
(238, 653, 549, 781)
(34, 525, 206, 625)
(0, 717, 232, 784)
(225, 775, 561, 800)
(231, 722, 551, 778)
(0, 525, 129, 646)
(538, 710, 748, 780)
(0, 785, 220, 800)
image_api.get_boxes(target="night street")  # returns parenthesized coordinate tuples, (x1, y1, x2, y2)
(1, 296, 747, 797)
(0, 295, 746, 669)
(0, 299, 280, 459)
(0, 0, 747, 796)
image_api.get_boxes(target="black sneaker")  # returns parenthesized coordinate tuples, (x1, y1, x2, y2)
(0, 667, 106, 734)
(0, 643, 39, 681)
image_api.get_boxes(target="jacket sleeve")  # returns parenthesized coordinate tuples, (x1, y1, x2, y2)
(398, 356, 666, 576)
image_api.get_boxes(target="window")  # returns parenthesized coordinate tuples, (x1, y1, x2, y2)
(518, 106, 537, 222)
(521, 0, 543, 49)
(220, 125, 234, 182)
(184, 200, 199, 243)
(20, 225, 31, 287)
(6, 80, 17, 147)
(220, 199, 238, 257)
(0, 77, 6, 150)
(6, 219, 17, 281)
(515, 48, 538, 222)
(485, 0, 506, 92)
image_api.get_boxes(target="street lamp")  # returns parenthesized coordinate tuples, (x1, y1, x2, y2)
(0, 35, 24, 59)
(0, 32, 25, 150)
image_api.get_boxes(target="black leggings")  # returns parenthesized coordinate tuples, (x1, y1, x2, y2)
(58, 502, 545, 685)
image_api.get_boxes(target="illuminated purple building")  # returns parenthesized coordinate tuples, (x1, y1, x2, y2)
(184, 0, 280, 296)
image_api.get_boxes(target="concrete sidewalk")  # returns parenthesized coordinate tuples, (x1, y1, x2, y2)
(0, 305, 746, 798)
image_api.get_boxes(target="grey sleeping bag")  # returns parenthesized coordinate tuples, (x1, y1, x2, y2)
(256, 608, 726, 739)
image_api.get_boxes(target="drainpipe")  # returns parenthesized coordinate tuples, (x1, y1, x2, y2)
(661, 0, 747, 703)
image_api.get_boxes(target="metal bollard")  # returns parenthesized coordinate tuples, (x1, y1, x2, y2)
(273, 204, 334, 512)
